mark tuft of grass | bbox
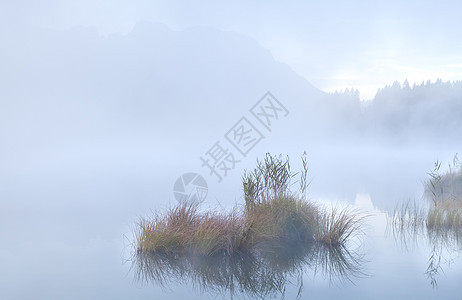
[423,155,462,231]
[136,196,321,256]
[385,156,462,289]
[190,211,244,256]
[425,154,462,206]
[242,153,295,209]
[135,154,365,256]
[426,199,462,229]
[136,205,246,256]
[315,206,366,246]
[243,195,318,244]
[388,155,462,252]
[136,205,196,253]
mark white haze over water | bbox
[2,0,462,99]
[1,2,462,299]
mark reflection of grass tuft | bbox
[136,154,365,256]
[388,156,462,288]
[390,199,462,234]
[133,238,366,298]
[390,200,426,232]
[391,155,462,234]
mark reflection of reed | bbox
[387,200,427,251]
[425,226,462,289]
[426,244,443,289]
[132,155,368,297]
[313,244,366,286]
[132,240,366,299]
[387,203,462,288]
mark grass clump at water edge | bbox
[135,153,365,256]
[389,154,462,237]
[425,154,462,230]
[136,205,244,256]
[315,206,366,246]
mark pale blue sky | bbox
[2,0,461,99]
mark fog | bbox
[3,0,462,99]
[1,15,461,300]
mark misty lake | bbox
[2,5,462,299]
[1,144,461,300]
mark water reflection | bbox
[388,211,462,288]
[426,227,462,288]
[132,240,366,299]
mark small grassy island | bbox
[425,155,462,229]
[135,154,365,256]
[388,155,462,288]
[391,154,462,233]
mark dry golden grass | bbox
[135,154,365,256]
[136,196,364,255]
[243,195,318,243]
[389,156,462,248]
[423,155,462,231]
[427,199,462,229]
[136,205,247,256]
[315,206,366,246]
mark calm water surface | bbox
[1,146,461,299]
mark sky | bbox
[2,0,462,99]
